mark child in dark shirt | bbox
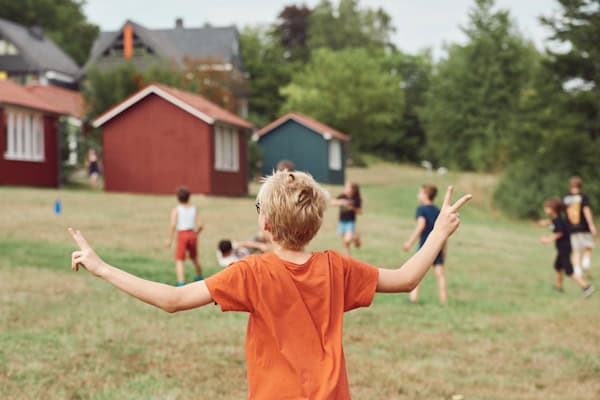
[332,182,362,256]
[403,184,448,304]
[540,198,594,297]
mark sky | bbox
[83,0,558,58]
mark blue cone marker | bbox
[54,199,61,215]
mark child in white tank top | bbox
[166,186,204,286]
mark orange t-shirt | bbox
[205,250,379,400]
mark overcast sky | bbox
[83,0,558,57]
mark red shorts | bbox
[175,230,197,261]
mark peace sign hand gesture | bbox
[69,228,106,277]
[433,186,472,238]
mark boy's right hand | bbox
[432,187,472,238]
[402,241,411,252]
[69,228,106,277]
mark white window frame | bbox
[4,107,45,162]
[214,124,239,172]
[329,138,342,171]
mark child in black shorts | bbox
[540,198,594,297]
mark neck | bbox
[272,242,312,264]
[422,200,433,205]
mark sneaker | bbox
[176,281,186,287]
[583,285,595,298]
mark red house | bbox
[0,80,64,187]
[92,83,253,195]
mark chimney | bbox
[175,18,183,29]
[123,23,133,59]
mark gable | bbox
[0,18,80,77]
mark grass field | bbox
[1,163,599,399]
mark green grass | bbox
[1,163,599,399]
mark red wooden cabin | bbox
[0,80,64,187]
[92,83,253,195]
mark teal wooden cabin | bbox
[253,113,350,184]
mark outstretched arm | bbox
[403,217,426,251]
[377,187,471,293]
[69,228,213,313]
[540,232,562,244]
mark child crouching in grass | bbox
[540,198,594,298]
[68,170,471,399]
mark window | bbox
[0,39,18,55]
[4,108,44,162]
[214,125,239,172]
[329,139,342,171]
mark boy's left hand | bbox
[432,187,472,238]
[69,228,106,277]
[402,241,411,252]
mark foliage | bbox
[182,57,247,114]
[541,0,600,140]
[0,0,99,65]
[240,27,298,127]
[495,131,600,218]
[420,0,538,171]
[273,5,312,62]
[280,48,404,152]
[307,0,395,51]
[496,0,600,218]
[82,63,180,121]
[381,51,433,161]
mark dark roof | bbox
[92,83,253,129]
[0,80,65,114]
[254,113,350,142]
[87,20,242,71]
[0,18,80,77]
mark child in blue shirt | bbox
[403,184,447,304]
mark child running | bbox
[69,171,471,399]
[332,181,362,256]
[540,198,594,297]
[165,186,203,286]
[563,176,597,279]
[403,184,447,304]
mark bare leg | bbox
[555,270,563,290]
[343,231,353,256]
[353,231,361,248]
[582,248,593,278]
[175,260,185,283]
[572,249,583,277]
[191,258,203,277]
[409,284,420,303]
[571,273,589,289]
[433,265,447,305]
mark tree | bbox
[307,0,395,51]
[541,0,600,139]
[419,0,538,171]
[274,5,312,62]
[0,0,99,65]
[280,48,404,152]
[240,27,297,127]
[382,50,432,161]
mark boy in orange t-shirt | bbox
[68,170,471,399]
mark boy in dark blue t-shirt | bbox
[403,184,448,304]
[540,198,594,297]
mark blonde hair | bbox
[257,170,329,250]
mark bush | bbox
[494,133,600,219]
